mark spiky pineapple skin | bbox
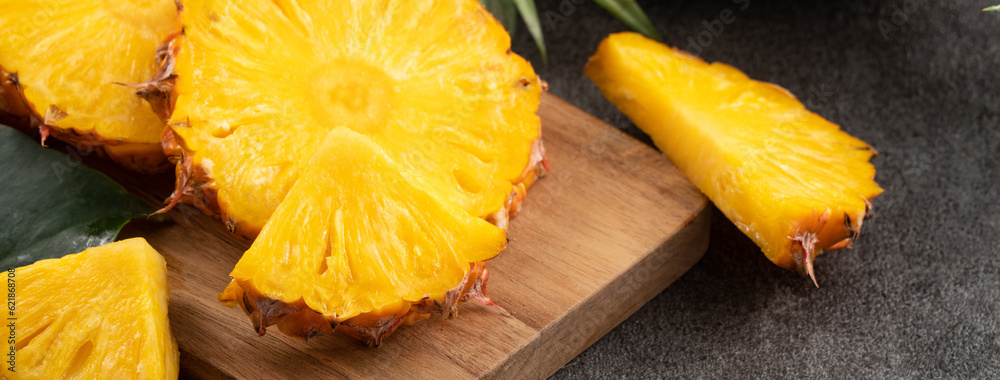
[217,127,510,345]
[0,65,169,172]
[148,1,548,239]
[0,68,33,128]
[219,262,496,346]
[147,0,546,345]
[0,0,179,174]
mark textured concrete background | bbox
[505,0,1000,378]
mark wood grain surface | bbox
[98,93,710,379]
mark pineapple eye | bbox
[15,319,53,351]
[63,341,95,379]
[453,168,484,194]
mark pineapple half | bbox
[4,238,178,379]
[0,0,178,173]
[219,127,507,345]
[585,33,882,283]
[154,0,546,237]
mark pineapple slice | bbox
[157,0,545,237]
[585,33,882,283]
[218,127,506,345]
[4,238,178,379]
[0,0,178,173]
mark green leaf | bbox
[481,0,518,35]
[985,5,1000,11]
[0,126,151,271]
[593,0,662,41]
[481,0,658,64]
[512,0,547,66]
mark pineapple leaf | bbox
[0,126,151,271]
[512,0,548,65]
[480,0,518,35]
[592,0,662,41]
[985,5,1000,11]
[480,0,658,65]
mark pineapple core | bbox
[164,0,543,237]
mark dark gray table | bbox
[506,0,1000,378]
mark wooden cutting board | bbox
[99,93,709,379]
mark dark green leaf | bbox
[512,0,547,66]
[481,0,518,35]
[0,126,151,271]
[593,0,662,41]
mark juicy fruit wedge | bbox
[5,238,178,379]
[0,0,178,173]
[585,32,882,283]
[219,128,507,345]
[159,0,544,237]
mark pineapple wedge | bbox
[4,238,178,379]
[219,127,506,346]
[155,0,545,237]
[585,32,882,283]
[0,0,178,173]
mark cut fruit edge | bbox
[157,127,548,238]
[9,238,179,379]
[146,8,548,343]
[199,134,543,342]
[215,127,521,345]
[148,30,550,238]
[0,55,172,174]
[219,261,502,346]
[584,33,882,285]
[0,0,184,174]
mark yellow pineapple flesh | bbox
[218,127,507,345]
[158,0,545,237]
[4,238,178,379]
[0,0,178,173]
[585,32,882,283]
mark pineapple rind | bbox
[154,0,544,237]
[218,128,507,345]
[0,68,33,128]
[149,0,544,345]
[220,262,494,346]
[585,32,882,279]
[0,1,178,173]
